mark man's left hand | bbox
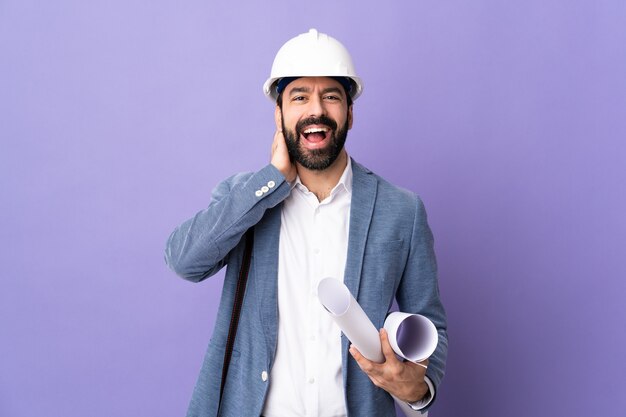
[349,328,429,403]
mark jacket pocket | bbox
[361,239,406,325]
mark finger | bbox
[349,345,376,373]
[271,130,283,155]
[379,328,399,363]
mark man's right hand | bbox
[271,129,297,183]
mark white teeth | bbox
[303,127,328,134]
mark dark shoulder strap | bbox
[217,228,254,415]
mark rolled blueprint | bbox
[317,277,438,416]
[384,312,438,363]
[317,277,385,362]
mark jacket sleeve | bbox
[396,196,448,396]
[164,164,290,282]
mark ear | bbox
[347,105,353,130]
[274,105,283,131]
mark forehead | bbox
[285,76,345,94]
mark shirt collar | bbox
[292,155,353,198]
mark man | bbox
[165,29,447,417]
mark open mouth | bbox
[301,126,330,144]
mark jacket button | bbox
[255,190,263,197]
[261,371,268,382]
[267,180,276,188]
[261,186,269,193]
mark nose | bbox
[307,94,326,117]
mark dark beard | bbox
[281,114,349,171]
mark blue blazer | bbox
[166,160,448,417]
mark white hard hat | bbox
[263,28,364,102]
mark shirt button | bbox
[267,180,276,188]
[261,371,268,382]
[261,186,269,193]
[313,248,320,254]
[309,335,316,341]
[308,378,315,384]
[255,190,263,197]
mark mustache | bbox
[295,115,338,134]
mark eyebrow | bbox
[288,86,345,97]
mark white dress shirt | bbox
[262,159,353,417]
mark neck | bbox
[297,150,348,202]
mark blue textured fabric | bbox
[165,160,448,417]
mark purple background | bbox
[2,1,625,416]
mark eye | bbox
[324,95,340,101]
[291,95,306,102]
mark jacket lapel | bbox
[343,159,377,300]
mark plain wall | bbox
[1,1,625,416]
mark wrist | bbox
[270,162,295,183]
[406,375,435,411]
[407,380,429,403]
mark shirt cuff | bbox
[407,375,435,411]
